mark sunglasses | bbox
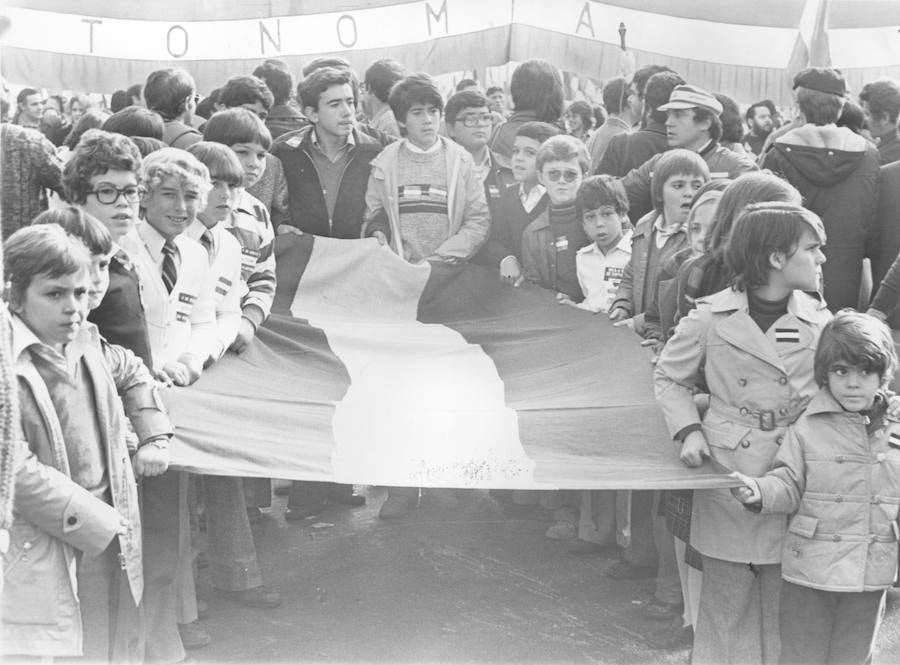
[544,169,580,183]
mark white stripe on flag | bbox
[290,237,539,488]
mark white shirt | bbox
[575,229,633,313]
[519,183,546,214]
[187,220,245,361]
[121,222,217,367]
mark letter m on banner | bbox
[426,0,448,36]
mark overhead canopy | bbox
[2,0,899,105]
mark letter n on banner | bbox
[260,19,281,54]
[426,0,448,36]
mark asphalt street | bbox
[192,486,900,665]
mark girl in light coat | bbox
[654,203,831,665]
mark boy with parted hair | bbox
[3,223,172,662]
[274,66,384,240]
[121,147,218,660]
[145,68,202,150]
[62,129,154,368]
[363,73,490,518]
[364,73,490,266]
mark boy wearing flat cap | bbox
[761,67,880,312]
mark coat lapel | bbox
[716,309,787,372]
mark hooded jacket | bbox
[761,124,880,311]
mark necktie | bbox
[199,230,214,263]
[161,240,178,294]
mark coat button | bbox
[835,496,843,503]
[832,535,842,542]
[876,453,886,462]
[22,541,32,551]
[740,407,749,415]
[776,436,784,445]
[738,379,747,386]
[67,516,77,526]
[872,496,880,504]
[741,440,751,448]
[778,377,787,385]
[779,408,788,416]
[836,456,844,463]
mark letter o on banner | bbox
[167,24,189,58]
[336,15,357,48]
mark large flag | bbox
[164,234,734,491]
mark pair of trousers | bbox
[205,475,263,591]
[778,581,885,665]
[622,490,657,567]
[140,470,192,664]
[692,556,781,665]
[74,542,142,664]
[673,537,702,628]
[577,490,619,545]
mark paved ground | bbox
[193,486,900,665]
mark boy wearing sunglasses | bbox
[62,129,155,368]
[521,134,591,299]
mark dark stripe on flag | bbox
[398,202,449,215]
[774,327,800,343]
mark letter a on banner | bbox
[576,2,595,38]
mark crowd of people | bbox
[1,53,900,665]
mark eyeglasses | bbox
[544,169,580,183]
[87,185,143,204]
[457,113,493,127]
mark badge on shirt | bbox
[888,431,900,449]
[604,267,624,282]
[774,327,800,343]
[178,292,197,305]
[554,236,569,252]
[175,311,190,322]
[488,185,501,199]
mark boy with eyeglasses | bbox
[445,90,505,225]
[520,135,591,299]
[62,129,154,368]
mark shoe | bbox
[425,489,459,509]
[605,561,656,580]
[246,507,264,524]
[178,621,211,650]
[328,486,366,507]
[645,618,694,650]
[284,497,328,522]
[216,585,282,609]
[196,598,210,621]
[545,520,577,540]
[568,540,622,557]
[642,598,684,621]
[378,494,415,519]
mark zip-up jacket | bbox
[272,125,383,239]
[362,137,490,263]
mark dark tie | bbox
[161,240,178,294]
[199,230,214,263]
